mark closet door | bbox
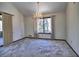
[2,13,13,45]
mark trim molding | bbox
[12,37,27,44]
[0,37,27,47]
[65,40,79,57]
[24,37,66,41]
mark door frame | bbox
[0,11,13,46]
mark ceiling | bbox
[12,2,67,17]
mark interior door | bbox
[2,13,13,45]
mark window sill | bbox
[37,33,51,34]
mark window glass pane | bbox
[37,19,43,33]
[37,17,52,33]
[44,18,51,33]
[44,19,48,33]
[48,18,52,33]
[0,21,2,31]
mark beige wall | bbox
[66,2,79,55]
[24,17,34,37]
[0,2,25,41]
[24,11,66,39]
[53,12,66,39]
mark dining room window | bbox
[0,15,2,31]
[37,17,52,33]
[0,21,2,31]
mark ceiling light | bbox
[33,2,43,18]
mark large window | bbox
[37,17,52,33]
[0,21,2,31]
[0,15,2,31]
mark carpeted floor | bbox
[0,37,3,46]
[0,38,77,57]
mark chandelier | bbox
[33,2,43,18]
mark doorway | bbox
[0,14,3,46]
[0,12,13,46]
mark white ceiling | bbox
[12,2,67,17]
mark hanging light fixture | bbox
[33,2,43,18]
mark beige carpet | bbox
[0,38,77,57]
[0,37,3,46]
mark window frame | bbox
[37,17,52,34]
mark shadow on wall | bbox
[0,31,3,37]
